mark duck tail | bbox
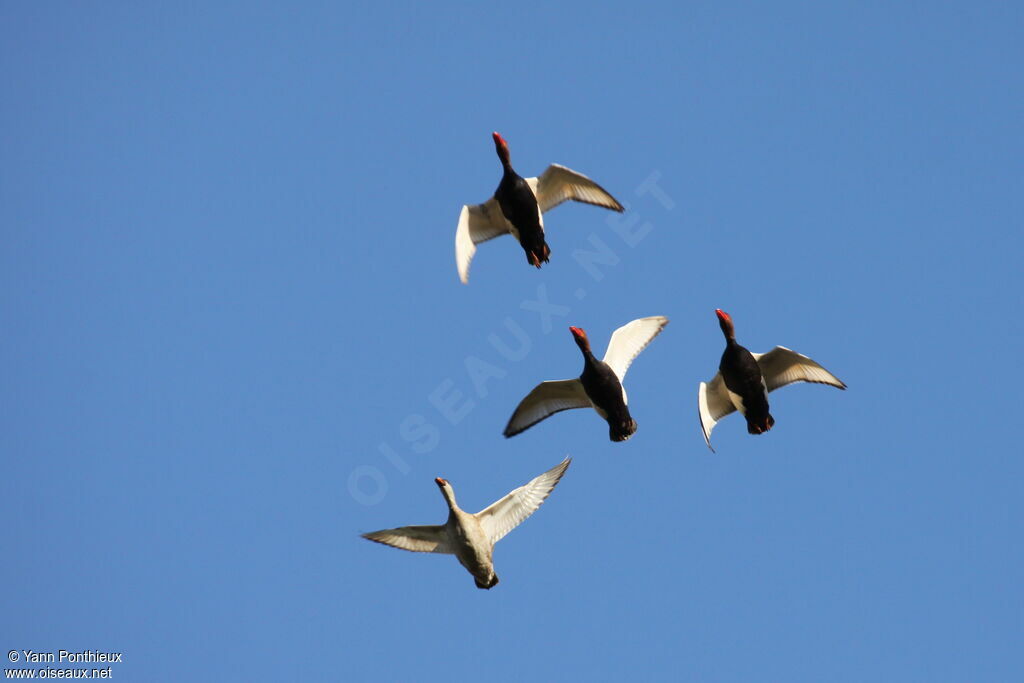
[747,414,775,435]
[527,243,551,268]
[474,574,499,590]
[610,418,638,442]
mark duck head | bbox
[715,309,736,340]
[569,326,591,353]
[435,477,457,508]
[492,131,511,166]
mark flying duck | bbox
[698,309,846,451]
[362,457,571,589]
[505,317,668,442]
[455,132,624,283]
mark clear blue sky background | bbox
[2,2,1021,681]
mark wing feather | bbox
[455,199,508,284]
[361,525,453,554]
[532,164,625,214]
[697,374,736,452]
[602,316,669,381]
[754,347,847,392]
[476,458,571,545]
[503,379,590,437]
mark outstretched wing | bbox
[361,525,453,554]
[530,164,625,214]
[503,379,591,437]
[476,457,571,545]
[754,346,847,393]
[602,316,669,382]
[697,374,737,452]
[455,199,509,284]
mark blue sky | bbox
[2,2,1021,681]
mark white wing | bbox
[753,347,847,393]
[697,374,737,452]
[362,525,453,554]
[503,379,590,437]
[476,457,571,545]
[602,316,669,382]
[530,164,625,214]
[455,199,509,284]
